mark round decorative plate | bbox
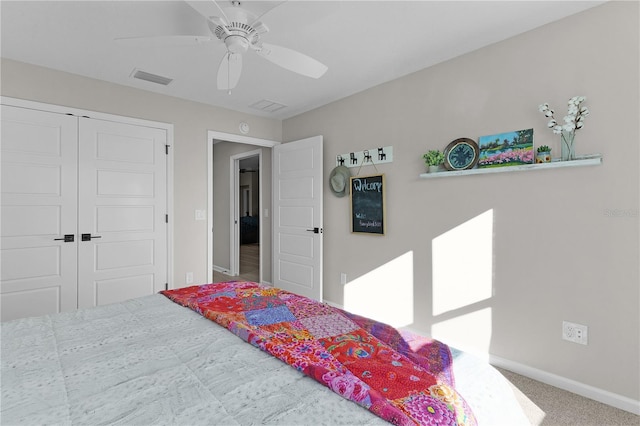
[443,138,479,171]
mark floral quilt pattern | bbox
[162,281,476,426]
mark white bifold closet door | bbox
[1,105,168,321]
[77,117,167,308]
[1,106,79,320]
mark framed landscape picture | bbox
[478,128,534,168]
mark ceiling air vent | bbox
[249,99,287,113]
[131,69,173,86]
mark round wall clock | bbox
[443,138,480,171]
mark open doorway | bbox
[235,154,260,282]
[207,130,279,285]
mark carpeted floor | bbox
[496,367,639,425]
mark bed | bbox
[1,281,529,425]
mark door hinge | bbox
[165,214,168,223]
[165,144,170,155]
[165,283,169,291]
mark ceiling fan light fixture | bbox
[225,35,249,53]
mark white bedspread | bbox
[1,294,529,425]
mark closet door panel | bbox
[0,105,78,321]
[77,118,167,308]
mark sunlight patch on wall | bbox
[431,308,493,359]
[344,251,414,328]
[432,209,494,316]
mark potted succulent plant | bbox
[423,150,445,173]
[536,145,552,163]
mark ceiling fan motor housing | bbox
[210,20,261,53]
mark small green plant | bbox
[537,145,551,153]
[423,150,445,166]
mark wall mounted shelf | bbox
[419,154,602,179]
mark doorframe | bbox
[1,96,175,290]
[230,149,262,277]
[207,130,279,284]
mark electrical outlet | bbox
[340,273,347,285]
[563,321,588,345]
[185,272,194,284]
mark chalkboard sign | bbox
[350,174,386,235]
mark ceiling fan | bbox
[116,0,328,91]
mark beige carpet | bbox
[496,367,639,425]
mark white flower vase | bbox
[428,165,440,173]
[561,130,576,161]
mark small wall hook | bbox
[378,147,386,161]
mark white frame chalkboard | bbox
[350,174,386,235]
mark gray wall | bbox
[0,58,282,288]
[283,2,639,401]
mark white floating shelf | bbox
[419,154,602,179]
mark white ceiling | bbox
[1,1,605,120]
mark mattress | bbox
[1,292,529,425]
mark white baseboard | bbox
[323,299,342,308]
[212,265,233,275]
[490,354,640,415]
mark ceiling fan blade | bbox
[115,35,213,48]
[256,43,327,78]
[217,52,243,90]
[185,0,229,24]
[248,1,287,27]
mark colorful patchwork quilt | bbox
[162,281,476,426]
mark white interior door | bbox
[77,118,168,308]
[272,136,323,301]
[0,105,79,320]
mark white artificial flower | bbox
[539,96,588,134]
